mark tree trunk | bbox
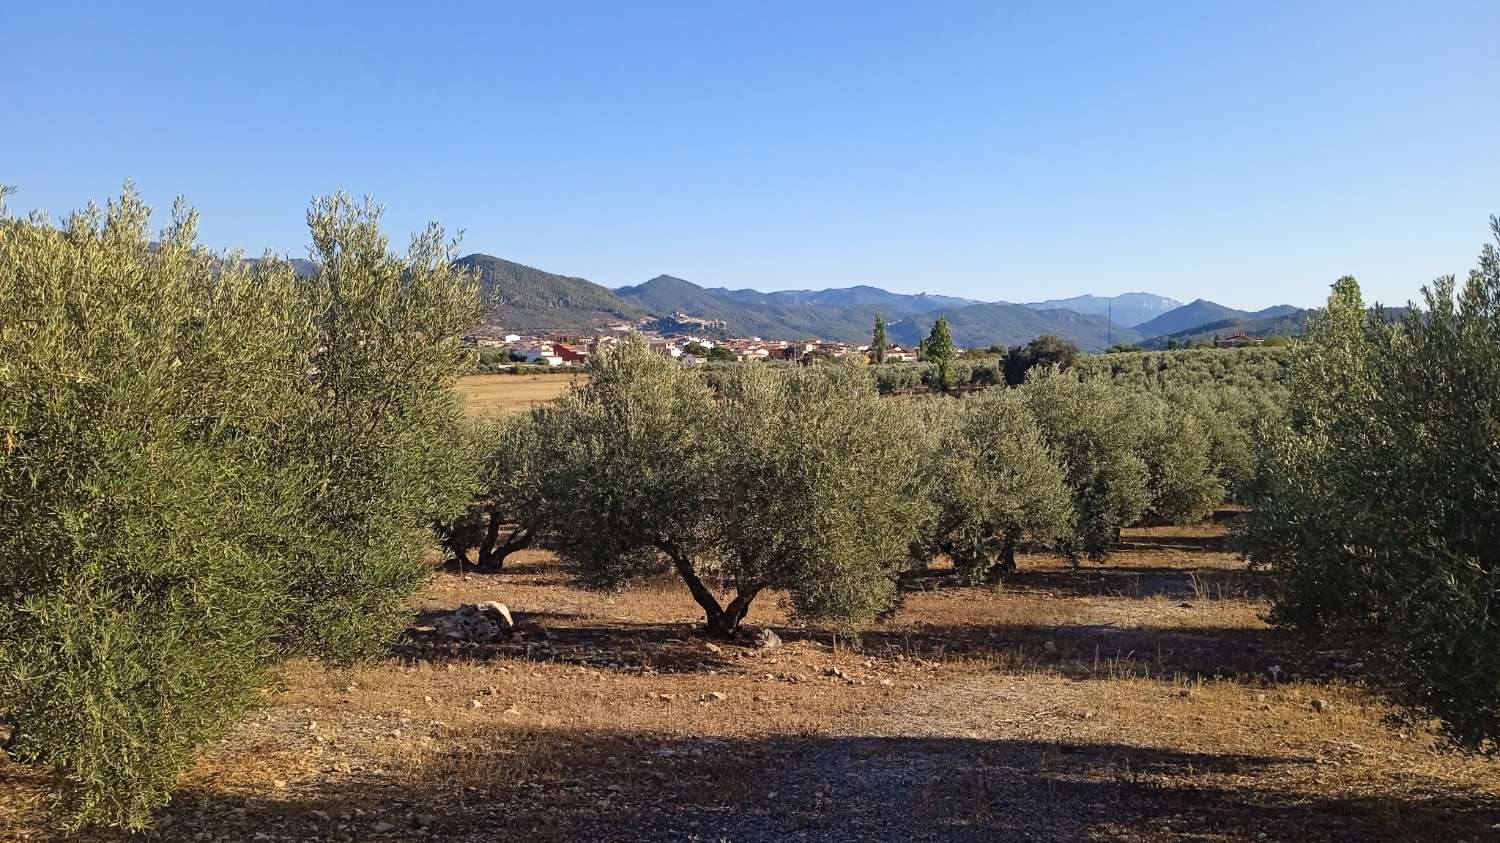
[435,523,473,568]
[998,532,1019,571]
[475,508,504,566]
[706,584,764,638]
[657,539,725,627]
[476,509,531,572]
[493,528,531,570]
[983,533,1020,583]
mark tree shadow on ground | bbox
[852,621,1305,683]
[117,728,1500,843]
[393,610,738,674]
[389,606,1340,686]
[1001,564,1273,601]
[903,562,1272,601]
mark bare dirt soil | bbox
[456,374,577,418]
[5,522,1500,842]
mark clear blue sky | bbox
[4,2,1497,309]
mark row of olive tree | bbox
[0,187,482,830]
[1239,218,1500,749]
[451,338,1233,631]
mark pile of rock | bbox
[435,601,514,643]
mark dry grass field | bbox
[456,374,578,417]
[5,520,1500,842]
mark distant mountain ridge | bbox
[614,275,1141,350]
[1025,293,1183,328]
[1133,299,1303,339]
[449,252,1302,351]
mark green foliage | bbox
[918,391,1074,583]
[872,314,888,363]
[1072,346,1293,398]
[1020,374,1152,559]
[706,345,737,362]
[537,334,717,592]
[1003,334,1080,386]
[1129,392,1224,524]
[920,315,955,363]
[1240,225,1500,748]
[0,187,480,829]
[712,364,932,628]
[438,412,546,570]
[541,341,929,635]
[920,316,956,389]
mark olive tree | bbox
[709,363,931,632]
[0,186,480,829]
[1020,372,1151,559]
[1241,222,1500,747]
[438,411,548,571]
[1129,390,1224,525]
[542,345,930,636]
[917,390,1074,582]
[537,335,724,609]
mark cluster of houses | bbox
[465,324,922,368]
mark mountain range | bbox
[447,253,1301,351]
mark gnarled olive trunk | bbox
[656,538,763,638]
[476,508,531,572]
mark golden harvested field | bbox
[5,519,1499,841]
[457,374,578,417]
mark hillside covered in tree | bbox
[455,254,645,334]
[1133,299,1302,338]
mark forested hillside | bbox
[455,254,645,333]
[1134,299,1303,338]
[889,303,1144,351]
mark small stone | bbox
[308,810,330,822]
[469,699,483,709]
[273,779,288,789]
[656,693,676,701]
[707,691,727,702]
[703,642,724,655]
[1312,698,1331,713]
[1042,641,1057,653]
[373,821,394,833]
[417,813,438,827]
[879,678,893,686]
[752,628,782,650]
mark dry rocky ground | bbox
[5,521,1500,842]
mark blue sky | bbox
[4,2,1497,309]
